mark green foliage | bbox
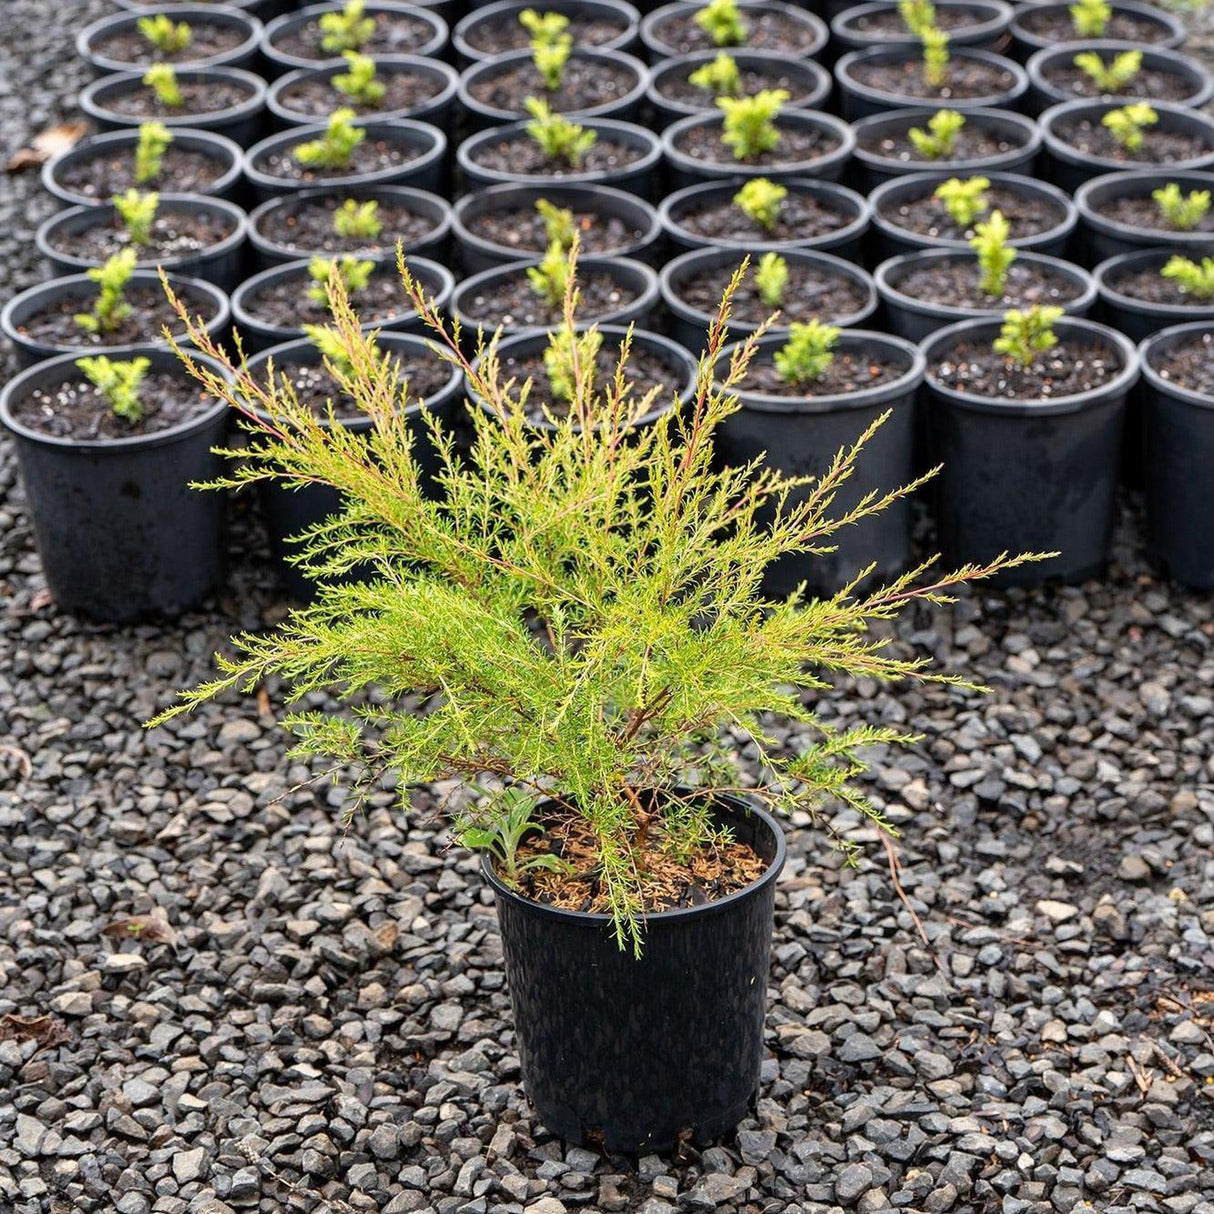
[137,14,192,54]
[921,26,950,89]
[536,198,577,250]
[74,248,138,335]
[333,198,382,240]
[1153,182,1212,230]
[333,51,386,106]
[531,30,573,89]
[1073,49,1141,92]
[319,0,376,53]
[993,305,1063,367]
[113,188,158,247]
[934,176,989,228]
[1101,102,1158,153]
[688,51,742,97]
[307,255,374,305]
[143,63,183,107]
[899,0,936,35]
[457,788,571,887]
[733,177,786,230]
[774,318,839,384]
[519,9,570,44]
[302,321,355,377]
[1161,254,1214,299]
[908,109,964,158]
[694,0,748,45]
[1070,0,1111,35]
[543,324,603,402]
[76,354,150,423]
[718,88,787,161]
[134,121,172,185]
[294,108,366,171]
[527,240,573,307]
[524,97,597,165]
[754,251,788,307]
[970,210,1015,297]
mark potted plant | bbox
[149,251,1032,1151]
[453,0,641,65]
[830,0,1014,61]
[1010,0,1185,63]
[1075,169,1214,262]
[639,0,827,60]
[78,5,264,74]
[0,347,231,621]
[1095,249,1214,342]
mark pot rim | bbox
[1094,245,1214,319]
[77,4,264,73]
[640,0,828,60]
[1026,39,1214,109]
[851,105,1041,171]
[1075,169,1214,244]
[80,65,267,130]
[832,0,1013,44]
[835,45,1029,110]
[261,1,448,71]
[1039,98,1214,174]
[1138,319,1214,410]
[452,0,641,63]
[1010,0,1185,52]
[646,47,831,99]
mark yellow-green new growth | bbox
[1153,183,1211,231]
[921,26,950,90]
[994,305,1063,367]
[333,51,386,106]
[76,354,150,423]
[527,240,574,307]
[74,248,138,335]
[734,177,786,230]
[908,109,965,159]
[899,0,936,36]
[307,255,374,305]
[1070,0,1111,36]
[754,252,789,307]
[536,198,578,250]
[134,121,172,184]
[543,325,603,402]
[333,198,382,240]
[302,321,356,377]
[1101,102,1158,153]
[524,97,597,165]
[113,188,159,248]
[1161,255,1214,299]
[694,0,748,46]
[532,30,573,90]
[294,108,366,170]
[319,0,376,53]
[775,319,840,385]
[935,176,989,228]
[718,88,787,161]
[688,51,742,97]
[144,63,184,107]
[971,210,1015,297]
[1073,49,1141,93]
[519,9,570,45]
[137,14,192,54]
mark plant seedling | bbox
[143,63,184,108]
[774,319,840,385]
[754,251,789,307]
[1101,102,1158,153]
[1153,183,1211,231]
[524,97,597,165]
[134,121,172,185]
[519,9,570,46]
[694,0,748,47]
[74,248,138,335]
[295,108,366,171]
[532,30,573,90]
[688,51,742,97]
[993,305,1062,367]
[921,26,950,90]
[307,255,375,305]
[899,0,936,36]
[536,198,577,250]
[1161,255,1214,299]
[528,240,573,307]
[319,0,376,54]
[457,789,572,886]
[718,89,787,161]
[333,198,382,239]
[908,109,964,158]
[1073,49,1141,93]
[971,210,1015,297]
[113,188,159,247]
[76,354,150,423]
[734,177,786,230]
[543,325,603,402]
[1070,0,1111,37]
[934,176,990,228]
[333,51,386,106]
[137,14,192,55]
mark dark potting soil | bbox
[261,356,451,420]
[275,69,445,120]
[1052,119,1209,166]
[847,57,1016,101]
[467,132,645,178]
[244,269,415,331]
[738,351,907,396]
[649,8,820,56]
[845,6,990,35]
[1042,63,1195,103]
[466,57,637,116]
[1150,329,1214,396]
[858,122,1020,166]
[459,270,641,328]
[467,206,646,257]
[672,122,840,168]
[253,135,418,184]
[46,209,234,265]
[256,197,439,257]
[881,186,1066,242]
[463,13,629,54]
[1017,7,1175,46]
[271,12,439,63]
[99,79,253,120]
[91,23,248,66]
[677,190,851,242]
[56,146,228,201]
[656,64,819,109]
[1106,267,1214,309]
[892,259,1084,310]
[676,263,870,324]
[931,339,1123,399]
[1093,194,1214,237]
[16,286,207,351]
[12,372,214,441]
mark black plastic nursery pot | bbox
[486,790,784,1154]
[452,183,660,274]
[78,5,264,74]
[0,346,231,622]
[1094,247,1214,344]
[638,0,828,63]
[1009,0,1185,63]
[1138,322,1214,588]
[79,66,268,148]
[1075,170,1214,263]
[830,0,1014,61]
[115,0,279,14]
[867,171,1076,262]
[922,316,1140,585]
[35,195,249,293]
[875,249,1097,343]
[1040,100,1214,196]
[452,0,641,66]
[42,127,244,210]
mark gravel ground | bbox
[3,5,1214,1214]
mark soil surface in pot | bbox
[846,6,992,36]
[466,205,646,257]
[1052,119,1209,166]
[47,208,234,264]
[253,134,420,184]
[99,78,253,120]
[461,270,641,328]
[859,121,1021,167]
[257,196,440,256]
[11,371,213,440]
[848,57,1016,101]
[272,11,438,62]
[1150,329,1214,395]
[673,122,840,169]
[931,340,1122,398]
[676,190,852,242]
[468,132,645,177]
[881,187,1065,242]
[16,285,208,351]
[650,8,819,56]
[56,145,229,201]
[1105,267,1214,308]
[1091,194,1214,236]
[737,349,906,395]
[92,23,249,66]
[277,70,446,119]
[657,64,818,109]
[244,268,415,330]
[676,262,869,324]
[892,259,1084,310]
[468,57,636,115]
[1041,61,1194,104]
[260,356,451,419]
[464,12,629,55]
[1017,8,1173,46]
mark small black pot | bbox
[248,185,452,269]
[660,246,878,353]
[716,329,924,594]
[452,183,660,274]
[645,51,831,128]
[266,55,459,130]
[875,249,1096,343]
[1040,100,1214,197]
[457,118,662,197]
[659,177,871,261]
[230,253,453,353]
[834,47,1028,122]
[116,0,278,15]
[1075,170,1214,263]
[36,195,249,293]
[867,171,1076,262]
[639,1,828,63]
[922,315,1140,584]
[41,127,244,210]
[79,66,268,148]
[487,790,784,1154]
[662,109,855,189]
[849,106,1041,193]
[1138,321,1214,588]
[78,4,264,75]
[0,346,231,622]
[242,119,447,203]
[1,271,231,370]
[1025,42,1214,118]
[1009,0,1185,63]
[1095,247,1214,344]
[830,0,1014,60]
[452,0,641,65]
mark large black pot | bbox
[1095,247,1214,344]
[830,0,1013,62]
[78,4,264,74]
[1009,0,1185,63]
[486,790,785,1154]
[452,0,641,65]
[922,315,1139,585]
[0,346,231,622]
[639,0,828,62]
[1075,170,1214,263]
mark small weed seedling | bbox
[774,319,840,386]
[1162,255,1214,299]
[333,198,382,240]
[532,29,573,90]
[528,240,573,307]
[689,51,742,97]
[754,252,789,307]
[718,89,787,161]
[694,0,748,47]
[536,198,577,250]
[307,255,374,305]
[295,108,366,171]
[734,177,786,230]
[137,14,192,55]
[76,354,150,423]
[1070,0,1111,36]
[74,248,138,335]
[113,189,158,247]
[908,109,964,158]
[144,63,184,108]
[457,789,571,886]
[971,210,1015,297]
[134,122,172,185]
[993,305,1063,367]
[1101,102,1158,153]
[922,26,950,90]
[319,0,376,54]
[333,52,386,106]
[519,9,570,46]
[525,97,597,165]
[1153,183,1211,231]
[1073,49,1141,93]
[935,176,990,228]
[543,325,603,402]
[899,0,936,36]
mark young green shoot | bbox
[899,0,936,36]
[970,210,1015,297]
[76,354,150,423]
[908,109,965,158]
[333,51,386,106]
[688,51,742,97]
[333,198,383,240]
[922,26,950,90]
[1069,0,1111,37]
[143,63,184,108]
[134,121,172,184]
[694,0,748,47]
[319,0,376,54]
[1153,183,1211,231]
[934,176,990,228]
[527,240,573,307]
[993,305,1063,368]
[543,324,603,402]
[524,97,597,165]
[307,255,374,305]
[733,177,786,230]
[1073,49,1141,93]
[1161,255,1214,299]
[294,108,366,171]
[137,14,192,55]
[717,88,787,161]
[1101,102,1158,153]
[113,188,159,248]
[532,29,573,90]
[536,198,578,250]
[73,248,138,335]
[457,789,572,887]
[774,319,840,385]
[754,251,789,307]
[519,8,570,46]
